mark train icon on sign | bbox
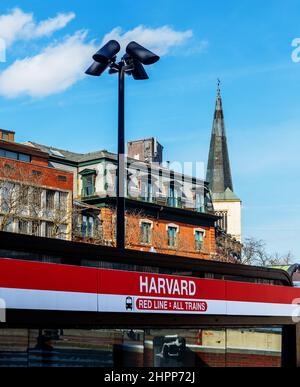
[126,297,133,311]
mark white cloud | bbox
[0,20,198,99]
[23,12,75,40]
[0,31,95,98]
[0,7,75,47]
[102,25,193,56]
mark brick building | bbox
[127,138,163,164]
[0,131,73,239]
[27,140,218,259]
[23,84,242,260]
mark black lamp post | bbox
[85,40,160,249]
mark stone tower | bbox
[206,82,242,241]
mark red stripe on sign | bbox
[227,281,300,305]
[1,259,300,306]
[0,259,98,294]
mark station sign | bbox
[98,270,226,315]
[0,259,300,318]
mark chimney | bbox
[0,129,15,142]
[127,138,163,164]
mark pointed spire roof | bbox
[206,81,237,200]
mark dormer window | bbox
[80,169,97,198]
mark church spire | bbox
[206,81,234,197]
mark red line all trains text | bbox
[136,298,207,312]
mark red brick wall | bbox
[31,155,49,167]
[0,158,73,192]
[100,207,216,259]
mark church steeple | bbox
[206,82,241,241]
[206,81,234,198]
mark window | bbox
[18,153,31,162]
[58,192,68,210]
[216,211,228,232]
[0,216,13,232]
[168,184,181,208]
[46,190,55,211]
[141,180,152,202]
[0,182,14,212]
[0,328,282,368]
[5,150,17,160]
[81,216,87,237]
[20,186,29,207]
[168,226,178,248]
[32,170,42,176]
[195,191,205,213]
[58,175,67,182]
[31,188,41,208]
[18,220,29,235]
[58,225,67,240]
[195,230,204,251]
[31,221,40,237]
[4,163,14,171]
[140,222,151,244]
[159,170,163,191]
[46,222,54,238]
[87,217,94,238]
[81,216,94,238]
[82,175,95,197]
[0,148,31,163]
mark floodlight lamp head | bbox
[93,40,121,64]
[131,60,149,80]
[85,61,108,77]
[122,53,148,80]
[126,41,160,65]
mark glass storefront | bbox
[0,327,282,367]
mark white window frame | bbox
[194,228,205,251]
[139,219,154,229]
[193,228,206,237]
[140,220,153,245]
[166,223,179,232]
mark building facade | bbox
[27,140,218,260]
[19,84,242,260]
[0,132,73,240]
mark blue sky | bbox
[0,0,300,258]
